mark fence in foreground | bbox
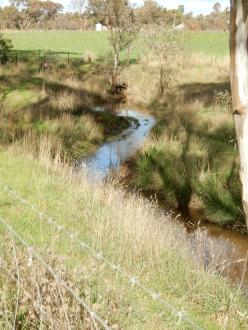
[0,181,204,329]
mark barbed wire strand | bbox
[2,183,203,330]
[0,256,50,323]
[0,216,112,330]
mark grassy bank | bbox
[0,59,130,160]
[120,54,246,229]
[0,29,243,228]
[0,148,248,329]
[0,28,248,329]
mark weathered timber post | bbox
[230,0,248,228]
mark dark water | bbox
[80,106,248,289]
[199,222,248,289]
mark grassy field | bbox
[2,30,229,58]
[0,30,243,227]
[3,30,111,57]
[185,32,229,57]
[0,148,248,329]
[1,30,248,328]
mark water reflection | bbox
[80,108,156,180]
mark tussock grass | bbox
[123,53,244,227]
[0,146,248,329]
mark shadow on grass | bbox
[0,59,130,159]
[148,133,193,218]
[178,81,231,106]
[133,81,244,226]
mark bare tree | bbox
[230,0,248,228]
[108,0,137,89]
[71,0,86,29]
[213,2,222,13]
[144,25,182,95]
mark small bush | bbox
[0,34,13,65]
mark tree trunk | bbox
[230,0,248,228]
[112,53,119,86]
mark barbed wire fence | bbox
[0,181,204,330]
[0,216,112,330]
[0,255,51,324]
[0,49,84,67]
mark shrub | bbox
[0,34,13,65]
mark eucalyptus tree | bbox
[230,0,248,227]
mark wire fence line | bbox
[0,216,112,330]
[0,255,50,322]
[1,182,204,330]
[1,49,83,66]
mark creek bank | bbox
[120,149,248,290]
[80,104,248,290]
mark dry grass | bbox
[0,50,248,328]
[0,142,248,329]
[0,61,127,160]
[187,54,230,69]
[0,242,96,330]
[121,53,229,108]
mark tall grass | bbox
[0,144,248,329]
[122,53,244,228]
[0,37,247,328]
[0,60,129,160]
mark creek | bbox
[79,105,248,291]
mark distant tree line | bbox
[0,0,229,31]
[184,2,230,31]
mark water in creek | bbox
[199,221,248,289]
[79,106,248,290]
[81,107,156,181]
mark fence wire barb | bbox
[0,256,48,321]
[2,183,204,330]
[0,216,112,330]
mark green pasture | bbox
[185,31,229,57]
[2,30,229,58]
[3,30,111,58]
